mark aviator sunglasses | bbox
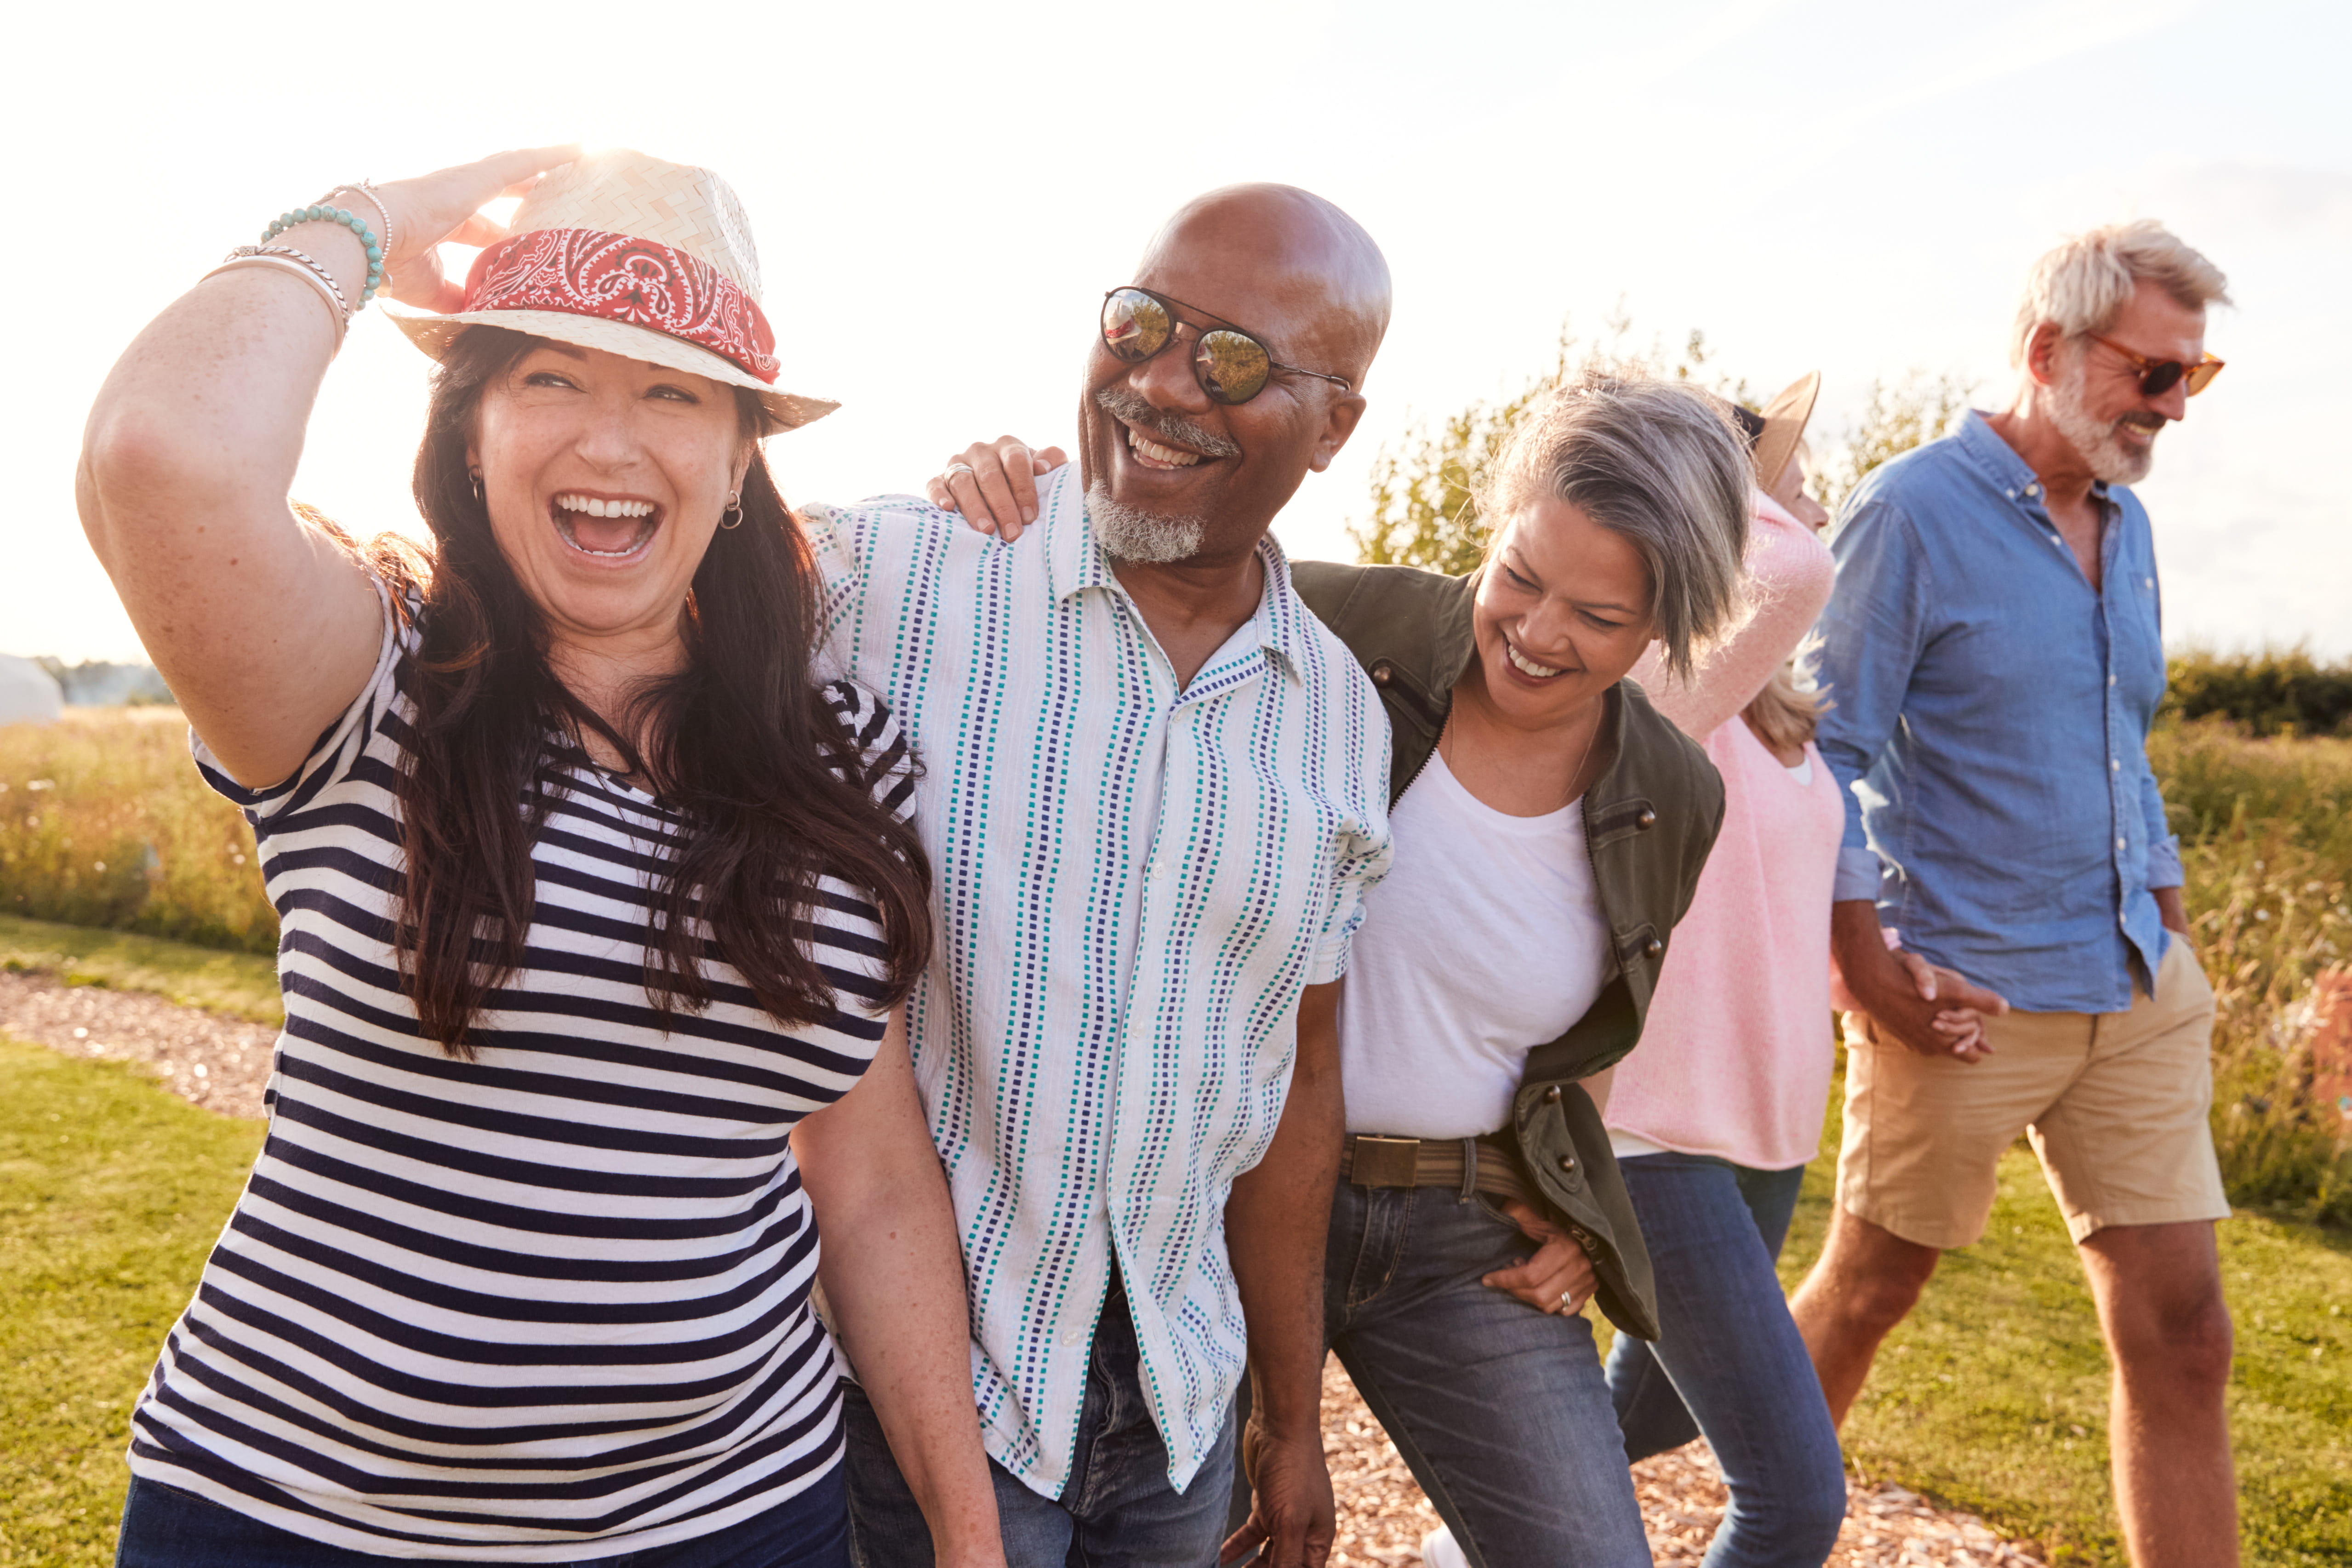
[2084,332,2226,399]
[1101,286,1353,405]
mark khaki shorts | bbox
[1837,939,2229,1250]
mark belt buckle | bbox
[1351,1135,1421,1187]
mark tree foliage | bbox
[1347,318,1748,573]
[1348,321,1972,568]
[1807,370,1973,514]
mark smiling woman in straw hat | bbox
[78,148,1003,1567]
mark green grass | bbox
[0,976,2347,1566]
[1583,1073,2352,1566]
[0,1038,263,1567]
[0,914,280,1025]
[1775,1071,2352,1567]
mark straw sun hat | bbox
[389,149,837,431]
[1746,371,1820,493]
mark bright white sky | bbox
[6,0,2344,663]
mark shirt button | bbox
[1370,661,1393,686]
[2111,759,2121,771]
[2025,483,2041,497]
[2108,674,2118,687]
[2116,837,2127,851]
[1635,808,1657,831]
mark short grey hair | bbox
[1477,364,1751,679]
[2010,220,2231,367]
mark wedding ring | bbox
[942,462,976,482]
[1558,1290,1578,1314]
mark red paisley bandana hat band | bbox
[388,150,837,432]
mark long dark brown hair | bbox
[379,325,930,1054]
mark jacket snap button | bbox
[1558,1155,1576,1173]
[1644,937,1663,959]
[1544,1086,1562,1104]
[1636,808,1658,830]
[1370,661,1393,685]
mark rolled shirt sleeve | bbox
[1809,496,1934,905]
[1308,732,1395,984]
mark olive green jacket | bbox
[1292,560,1725,1340]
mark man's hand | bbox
[1831,901,2009,1063]
[1221,1409,1337,1567]
[924,436,1067,541]
[2155,886,2190,935]
[1479,1197,1599,1315]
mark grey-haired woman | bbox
[938,365,1750,1566]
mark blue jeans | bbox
[841,1274,1235,1568]
[114,1466,850,1568]
[1323,1180,1650,1568]
[1605,1154,1848,1568]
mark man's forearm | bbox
[1831,899,1900,1001]
[1226,984,1344,1435]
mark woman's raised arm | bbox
[76,146,576,789]
[1627,492,1833,740]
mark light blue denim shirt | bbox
[1810,412,2182,1014]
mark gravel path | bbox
[5,968,2049,1566]
[2,969,276,1119]
[1321,1359,2047,1566]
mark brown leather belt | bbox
[1341,1133,1532,1204]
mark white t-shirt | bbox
[1340,750,1613,1139]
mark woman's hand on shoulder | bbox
[1480,1197,1599,1316]
[924,437,1067,542]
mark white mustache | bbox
[1096,387,1241,460]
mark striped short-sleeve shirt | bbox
[127,595,911,1559]
[806,464,1393,1497]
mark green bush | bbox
[0,713,274,955]
[2153,721,2352,1224]
[2165,647,2352,738]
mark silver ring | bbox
[942,462,976,483]
[1558,1290,1577,1314]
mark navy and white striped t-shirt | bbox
[130,598,912,1559]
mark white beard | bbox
[1087,479,1205,564]
[2045,349,2157,485]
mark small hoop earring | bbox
[469,471,484,503]
[718,491,744,530]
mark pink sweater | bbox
[1604,495,1844,1170]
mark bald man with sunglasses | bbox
[805,185,1395,1568]
[1792,221,2242,1568]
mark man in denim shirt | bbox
[1791,223,2239,1567]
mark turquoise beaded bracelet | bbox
[260,205,385,307]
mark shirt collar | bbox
[1954,409,2115,512]
[1049,467,1310,682]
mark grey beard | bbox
[2046,351,2157,485]
[1087,479,1206,564]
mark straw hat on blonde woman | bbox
[80,148,1004,1568]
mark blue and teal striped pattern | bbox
[806,465,1392,1497]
